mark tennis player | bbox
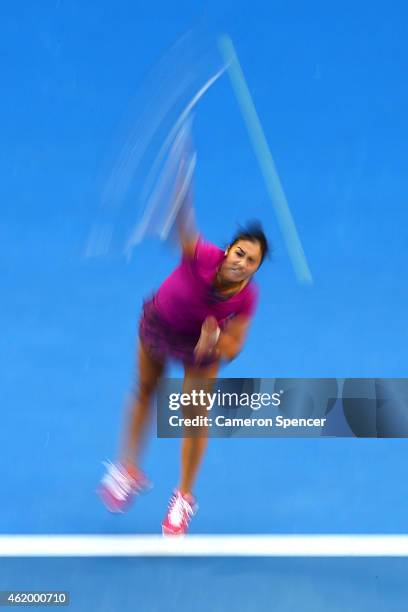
[99,192,269,535]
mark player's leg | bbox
[162,359,219,535]
[99,341,165,512]
[179,360,219,494]
[121,341,166,468]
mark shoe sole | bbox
[161,526,187,537]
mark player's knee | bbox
[134,378,158,403]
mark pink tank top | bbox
[154,237,258,334]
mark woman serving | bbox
[99,190,269,535]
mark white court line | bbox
[1,535,408,557]
[218,35,313,286]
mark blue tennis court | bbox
[2,0,408,609]
[1,557,408,611]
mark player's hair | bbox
[229,221,270,265]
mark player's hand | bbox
[194,316,220,362]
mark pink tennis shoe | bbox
[162,489,198,535]
[98,461,151,513]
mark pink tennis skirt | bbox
[139,297,218,366]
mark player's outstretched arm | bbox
[176,184,199,258]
